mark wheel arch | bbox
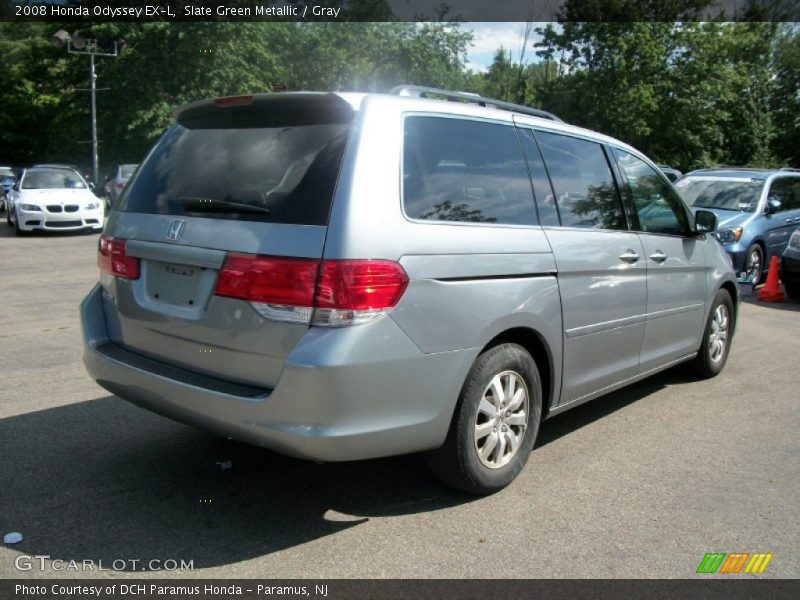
[482,327,556,418]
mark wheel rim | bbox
[745,248,762,281]
[708,304,729,364]
[473,370,529,469]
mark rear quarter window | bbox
[120,122,350,226]
[402,116,537,226]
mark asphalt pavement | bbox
[0,222,798,579]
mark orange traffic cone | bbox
[757,256,784,302]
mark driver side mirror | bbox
[694,210,716,235]
[765,197,782,215]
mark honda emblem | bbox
[166,219,186,241]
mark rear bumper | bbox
[81,284,477,461]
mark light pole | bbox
[51,30,121,185]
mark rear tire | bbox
[427,343,542,495]
[689,289,734,379]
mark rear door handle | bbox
[649,251,668,263]
[619,250,640,263]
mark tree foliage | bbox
[0,16,797,174]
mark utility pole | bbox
[51,31,119,185]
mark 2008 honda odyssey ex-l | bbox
[81,87,737,494]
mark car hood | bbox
[690,207,753,230]
[18,188,95,202]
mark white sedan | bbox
[6,167,104,235]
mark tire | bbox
[690,289,734,379]
[5,207,11,226]
[13,210,28,236]
[784,280,800,300]
[427,343,542,495]
[743,243,764,283]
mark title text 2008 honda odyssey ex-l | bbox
[81,87,737,494]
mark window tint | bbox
[614,149,689,236]
[402,117,537,225]
[535,131,626,230]
[121,122,350,225]
[768,177,800,211]
[517,128,559,226]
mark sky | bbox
[462,22,546,73]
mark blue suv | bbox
[676,168,800,281]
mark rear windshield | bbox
[120,122,350,225]
[120,164,138,178]
[676,177,764,212]
[22,169,86,189]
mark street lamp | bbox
[51,30,121,186]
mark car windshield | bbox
[120,164,138,178]
[0,168,14,178]
[22,169,86,190]
[675,177,763,212]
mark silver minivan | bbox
[81,87,738,494]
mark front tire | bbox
[784,280,800,300]
[13,210,29,236]
[428,343,542,495]
[690,289,734,379]
[744,243,764,283]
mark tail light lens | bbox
[98,236,140,280]
[215,254,319,324]
[214,254,408,327]
[116,182,124,189]
[313,260,409,326]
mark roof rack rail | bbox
[779,167,800,172]
[389,85,563,123]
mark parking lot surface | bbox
[0,224,798,579]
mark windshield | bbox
[120,164,138,178]
[0,168,14,178]
[121,122,351,225]
[675,177,763,212]
[22,169,86,190]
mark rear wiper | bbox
[179,196,271,215]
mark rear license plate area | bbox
[145,260,209,308]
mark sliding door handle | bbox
[619,250,640,263]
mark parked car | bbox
[6,166,104,235]
[675,168,800,282]
[0,166,16,210]
[657,164,682,182]
[80,88,737,494]
[108,163,139,204]
[781,227,800,299]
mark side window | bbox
[768,178,800,211]
[535,131,627,230]
[402,116,537,225]
[614,149,690,236]
[517,128,559,226]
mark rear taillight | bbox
[116,182,124,189]
[98,236,140,280]
[214,254,408,327]
[215,254,319,324]
[313,260,409,326]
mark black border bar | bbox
[4,0,800,22]
[3,579,800,600]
